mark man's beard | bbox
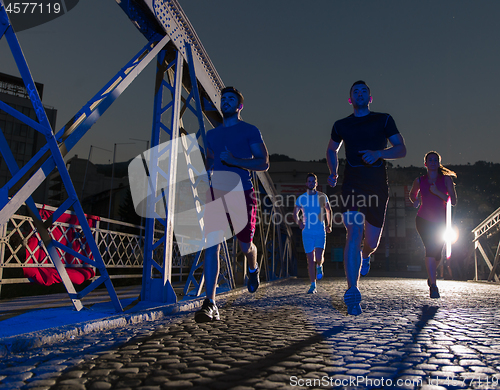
[222,109,239,119]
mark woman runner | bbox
[409,151,457,298]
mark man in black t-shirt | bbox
[326,80,406,315]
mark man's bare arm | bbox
[326,138,342,187]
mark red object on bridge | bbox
[24,206,99,286]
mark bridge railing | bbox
[472,206,500,282]
[0,203,196,297]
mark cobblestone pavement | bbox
[1,277,500,389]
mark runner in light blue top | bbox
[293,173,332,294]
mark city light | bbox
[443,197,458,259]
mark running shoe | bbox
[316,265,324,280]
[344,286,362,316]
[307,284,317,294]
[195,298,220,323]
[360,256,371,276]
[429,285,440,299]
[247,267,260,293]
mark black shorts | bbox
[340,165,389,228]
[416,216,445,261]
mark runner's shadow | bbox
[322,304,439,379]
[414,304,439,331]
[201,325,345,386]
[331,292,348,316]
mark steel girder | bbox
[0,2,172,311]
[118,0,298,299]
[0,0,298,311]
[139,43,236,302]
[0,3,130,311]
[472,206,500,282]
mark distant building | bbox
[0,72,57,204]
[46,156,129,221]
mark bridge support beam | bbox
[472,206,500,282]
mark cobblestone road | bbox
[1,277,500,389]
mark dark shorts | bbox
[341,186,389,228]
[416,216,445,261]
[204,187,257,244]
[340,166,389,228]
[235,188,257,243]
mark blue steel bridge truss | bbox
[0,0,297,311]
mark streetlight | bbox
[81,145,112,199]
[107,142,135,228]
[130,138,150,152]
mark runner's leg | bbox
[315,247,325,268]
[343,211,364,289]
[362,221,383,259]
[306,251,316,284]
[204,243,220,301]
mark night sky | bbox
[1,1,500,168]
